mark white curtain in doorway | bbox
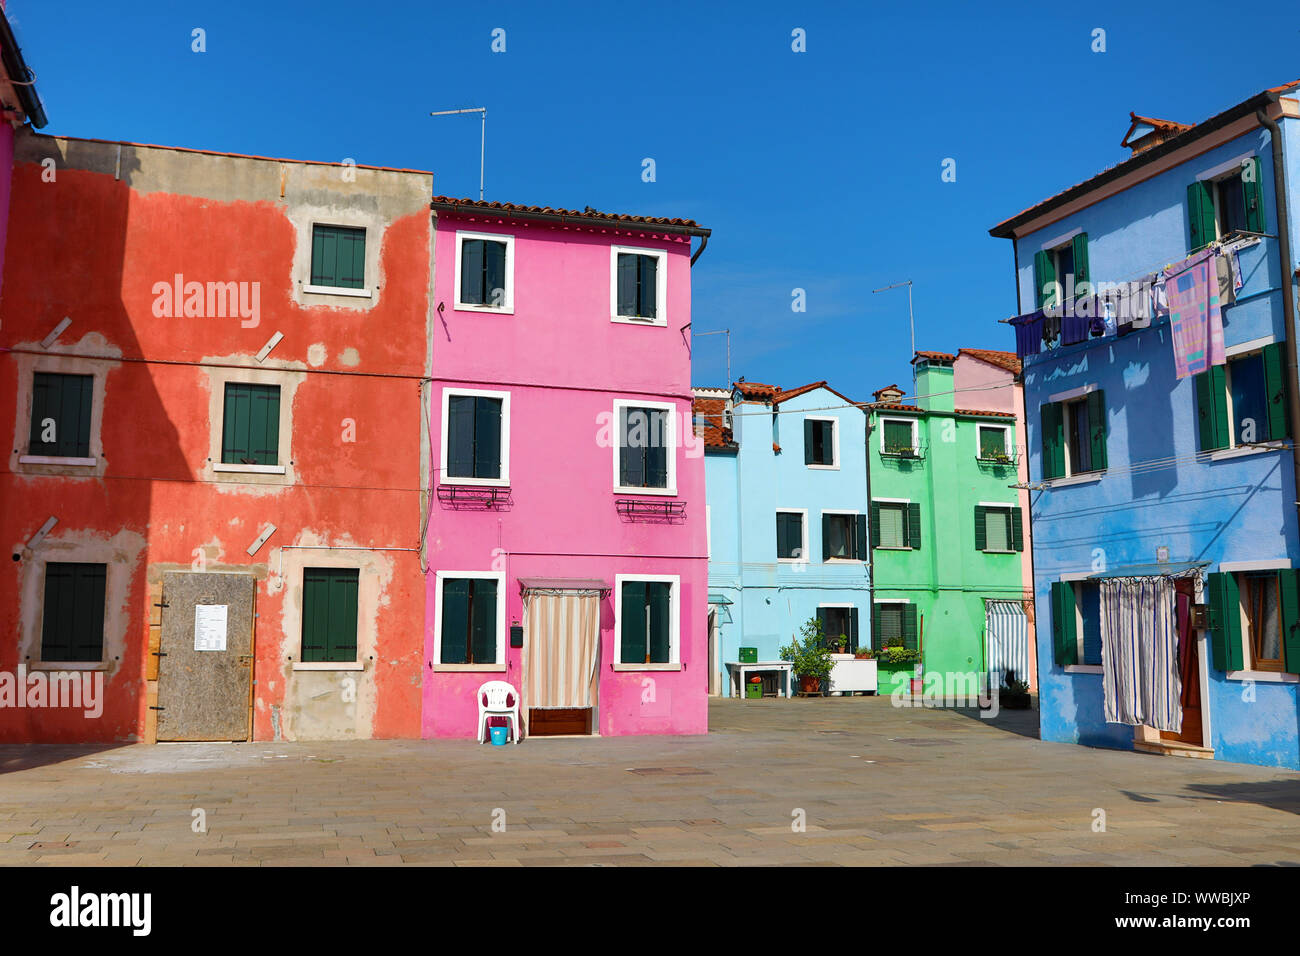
[985,600,1029,688]
[1099,577,1181,732]
[523,592,600,711]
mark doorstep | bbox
[1134,739,1215,760]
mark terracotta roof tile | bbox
[955,408,1016,419]
[733,381,781,401]
[958,348,1022,375]
[870,403,922,413]
[431,196,708,232]
[692,396,735,449]
[912,350,956,365]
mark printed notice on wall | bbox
[194,604,228,652]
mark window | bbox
[29,372,92,458]
[616,576,678,666]
[974,505,1023,553]
[880,417,917,458]
[221,383,280,466]
[611,246,666,324]
[805,417,838,467]
[1188,159,1265,249]
[822,512,866,561]
[1195,344,1288,451]
[818,606,860,653]
[1040,390,1107,480]
[1206,569,1298,674]
[977,425,1009,461]
[615,402,675,493]
[443,390,508,484]
[310,224,365,290]
[455,232,513,311]
[436,573,503,667]
[1050,580,1102,667]
[39,562,107,663]
[776,510,806,561]
[1034,234,1090,310]
[301,568,359,663]
[873,602,918,650]
[870,500,921,550]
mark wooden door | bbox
[1160,583,1203,745]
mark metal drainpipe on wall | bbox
[863,410,875,634]
[1256,101,1300,527]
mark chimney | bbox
[872,384,905,405]
[1121,112,1192,156]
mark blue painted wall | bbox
[1011,104,1300,770]
[704,385,871,691]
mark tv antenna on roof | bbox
[429,107,486,200]
[872,279,916,384]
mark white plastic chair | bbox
[476,680,521,744]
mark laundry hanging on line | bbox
[1165,248,1225,380]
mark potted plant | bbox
[779,617,835,695]
[884,441,916,458]
[997,670,1031,709]
[853,647,875,660]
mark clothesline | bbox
[1011,441,1293,488]
[723,379,1023,419]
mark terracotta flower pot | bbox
[800,675,821,694]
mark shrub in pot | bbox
[779,617,835,695]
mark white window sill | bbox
[611,314,666,327]
[824,557,865,564]
[292,661,364,672]
[28,661,109,671]
[213,463,287,475]
[18,455,97,466]
[614,486,678,497]
[806,463,840,471]
[1207,442,1286,462]
[981,549,1018,555]
[1064,664,1103,674]
[1226,670,1298,683]
[875,546,914,552]
[302,283,372,299]
[454,301,514,315]
[441,476,510,488]
[613,663,682,672]
[434,663,507,673]
[1045,472,1105,488]
[778,558,809,565]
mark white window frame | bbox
[612,399,677,496]
[820,508,864,563]
[440,387,511,487]
[612,573,681,671]
[432,570,508,673]
[453,230,515,314]
[303,221,374,298]
[775,507,809,564]
[878,416,918,457]
[610,245,668,326]
[975,423,1012,460]
[978,501,1017,554]
[872,497,913,551]
[805,415,840,469]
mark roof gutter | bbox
[0,10,46,129]
[1254,98,1300,529]
[430,198,711,241]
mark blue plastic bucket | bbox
[489,724,509,746]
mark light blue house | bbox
[695,381,871,696]
[990,82,1300,770]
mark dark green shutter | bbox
[1194,366,1230,451]
[1263,342,1288,440]
[1033,250,1054,309]
[1243,157,1266,235]
[1187,181,1216,251]
[647,582,671,662]
[447,395,475,477]
[821,512,833,561]
[1280,569,1300,675]
[30,373,93,458]
[620,581,647,663]
[871,606,881,646]
[1071,233,1090,294]
[484,241,506,306]
[1040,402,1065,480]
[869,501,881,549]
[473,397,502,479]
[816,606,830,646]
[440,579,471,664]
[302,568,358,663]
[804,419,815,464]
[906,502,921,551]
[1206,572,1244,671]
[854,514,867,561]
[460,238,485,303]
[40,562,106,662]
[1051,581,1078,666]
[312,225,365,289]
[617,254,637,316]
[637,255,657,317]
[901,604,918,650]
[1011,507,1024,552]
[645,409,668,487]
[222,383,279,466]
[470,579,497,665]
[1086,390,1107,470]
[974,505,987,552]
[849,607,860,653]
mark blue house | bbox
[990,82,1300,770]
[694,382,870,696]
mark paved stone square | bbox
[2,697,1298,866]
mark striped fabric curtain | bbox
[523,592,601,716]
[1099,577,1181,732]
[985,600,1029,688]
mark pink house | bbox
[423,198,712,738]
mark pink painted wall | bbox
[423,212,708,737]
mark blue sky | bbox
[10,0,1299,396]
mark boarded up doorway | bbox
[156,571,255,741]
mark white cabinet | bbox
[828,655,878,694]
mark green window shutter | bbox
[821,512,833,561]
[1280,569,1300,675]
[301,568,327,663]
[1086,390,1108,470]
[901,604,918,650]
[221,383,250,464]
[1263,342,1289,440]
[470,578,497,665]
[40,562,106,662]
[440,579,471,664]
[1011,507,1024,552]
[616,254,638,316]
[647,582,671,663]
[1033,250,1053,309]
[871,606,881,646]
[1051,581,1078,666]
[1187,181,1216,251]
[1194,367,1230,451]
[222,383,279,465]
[326,569,359,662]
[869,501,881,549]
[804,419,815,464]
[849,607,860,653]
[447,395,475,478]
[618,408,637,487]
[1206,572,1244,671]
[620,581,648,664]
[974,505,987,551]
[1243,157,1266,235]
[637,255,658,318]
[30,373,93,457]
[460,238,485,303]
[484,241,507,306]
[906,502,921,551]
[1071,233,1090,293]
[854,514,867,561]
[816,607,829,645]
[1040,402,1065,480]
[473,397,503,479]
[311,225,365,289]
[645,409,668,487]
